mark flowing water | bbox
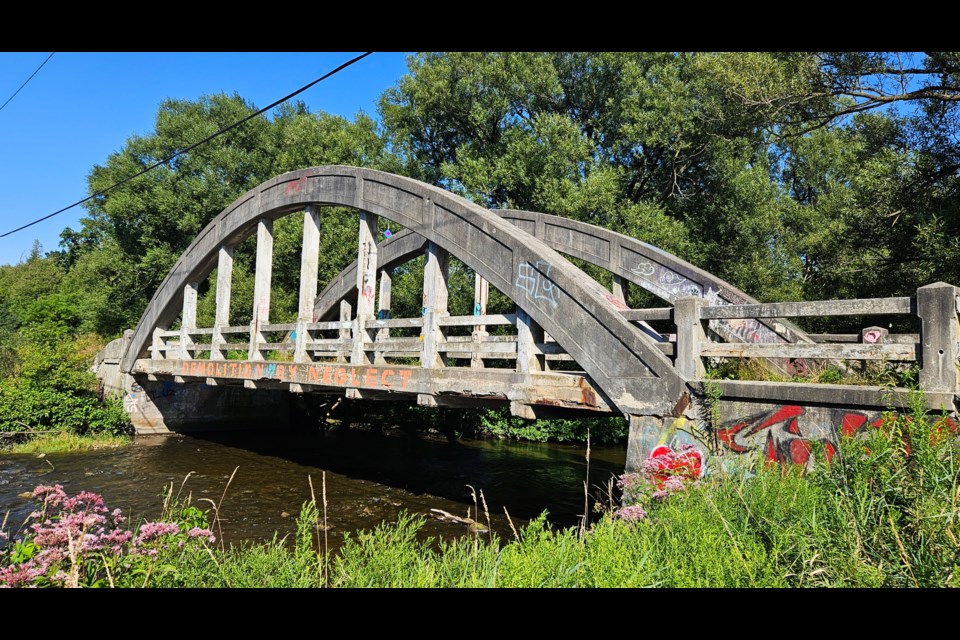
[0,426,626,550]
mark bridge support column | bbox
[516,308,545,375]
[248,218,274,367]
[338,301,352,363]
[294,206,322,367]
[179,281,199,360]
[675,296,707,380]
[210,245,233,362]
[918,282,960,395]
[512,308,546,417]
[375,269,392,364]
[421,241,449,369]
[352,211,379,365]
[471,274,489,369]
[612,274,628,306]
[291,206,322,393]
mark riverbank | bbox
[3,403,958,587]
[4,409,958,587]
[2,432,131,454]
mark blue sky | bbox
[0,52,410,266]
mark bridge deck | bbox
[133,358,613,413]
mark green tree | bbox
[696,51,960,299]
[61,94,396,336]
[380,52,801,302]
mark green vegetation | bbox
[3,398,958,587]
[4,432,130,454]
[706,357,922,388]
[0,246,132,450]
[469,408,626,444]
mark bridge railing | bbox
[671,282,960,396]
[147,310,584,373]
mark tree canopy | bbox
[2,51,958,355]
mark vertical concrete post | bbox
[516,308,545,374]
[151,326,166,360]
[352,211,379,365]
[675,296,707,380]
[180,281,198,360]
[612,274,628,306]
[918,282,960,394]
[375,269,392,364]
[421,241,449,369]
[248,218,273,361]
[337,300,352,363]
[295,206,321,364]
[861,325,889,376]
[210,245,233,361]
[471,274,490,369]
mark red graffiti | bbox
[646,444,704,488]
[168,360,414,391]
[865,414,958,456]
[715,406,958,467]
[717,404,880,468]
[605,293,630,311]
[285,175,309,194]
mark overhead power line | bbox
[0,51,374,239]
[0,52,55,115]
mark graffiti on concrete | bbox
[646,444,705,487]
[629,261,656,277]
[164,359,415,391]
[516,261,559,308]
[717,404,959,469]
[605,292,630,311]
[722,318,782,344]
[285,174,309,194]
[716,404,887,469]
[628,259,703,300]
[656,270,703,298]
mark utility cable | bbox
[1,51,373,238]
[0,52,55,115]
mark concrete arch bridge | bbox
[95,166,960,472]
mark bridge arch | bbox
[312,211,809,347]
[122,166,688,416]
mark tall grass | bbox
[4,393,959,587]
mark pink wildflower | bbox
[32,484,67,507]
[186,527,215,542]
[133,522,181,546]
[618,505,647,522]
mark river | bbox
[0,425,627,550]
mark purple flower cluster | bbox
[187,527,215,541]
[651,474,689,502]
[618,505,648,522]
[0,484,215,588]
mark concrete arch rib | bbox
[496,210,810,346]
[122,166,686,416]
